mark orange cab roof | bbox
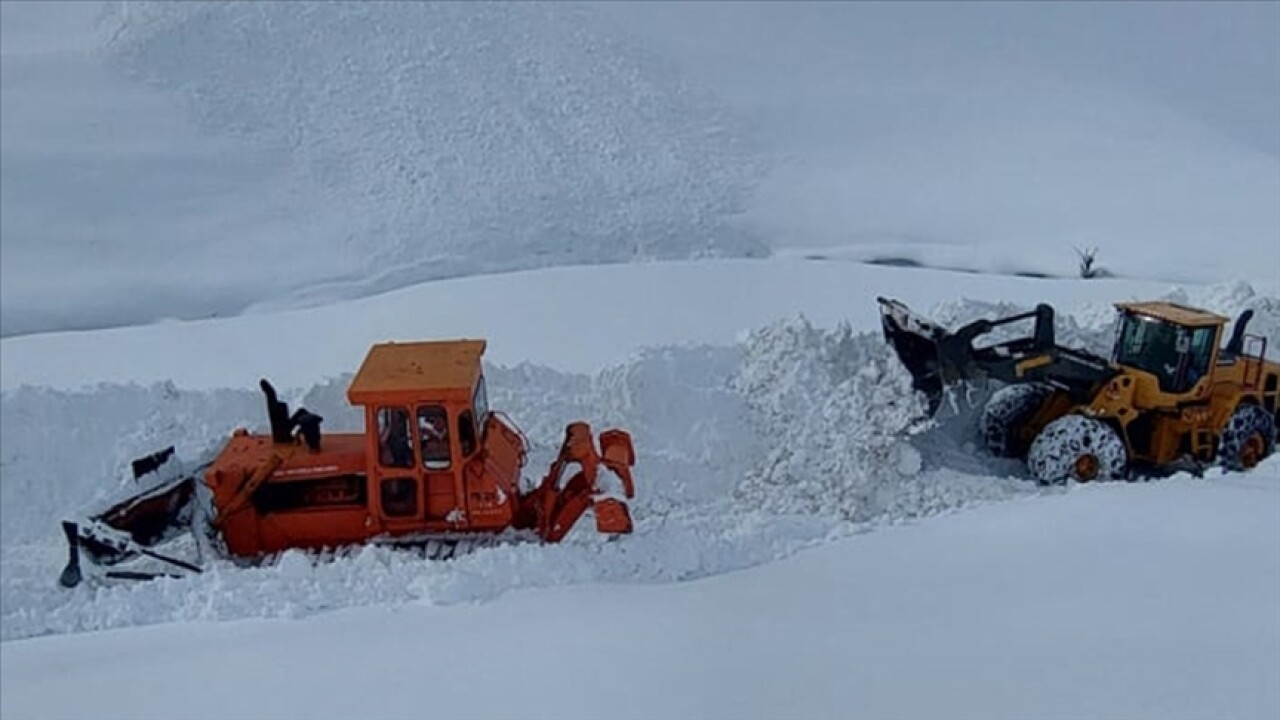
[347,339,486,405]
[1114,301,1228,328]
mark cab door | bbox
[371,405,422,532]
[415,404,460,525]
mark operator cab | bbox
[1111,302,1227,395]
[347,339,501,530]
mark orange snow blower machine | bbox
[59,339,636,588]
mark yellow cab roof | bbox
[1114,301,1228,328]
[347,339,486,406]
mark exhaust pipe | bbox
[260,379,324,451]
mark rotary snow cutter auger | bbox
[877,297,1279,485]
[514,422,636,543]
[59,339,638,588]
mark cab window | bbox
[376,407,413,468]
[1184,326,1215,389]
[473,375,490,430]
[1114,313,1217,394]
[417,405,451,470]
[458,410,477,457]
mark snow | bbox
[0,1,765,337]
[3,2,1277,336]
[2,264,1277,650]
[733,316,932,521]
[3,469,1277,720]
[2,3,1278,718]
[2,253,1277,713]
[605,3,1280,287]
[0,259,1196,392]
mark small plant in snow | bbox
[1074,245,1103,279]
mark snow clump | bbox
[734,316,930,522]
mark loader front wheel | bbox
[981,383,1056,458]
[1218,404,1276,472]
[1027,415,1127,486]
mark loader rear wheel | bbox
[1218,404,1276,472]
[981,383,1056,458]
[1027,415,1127,486]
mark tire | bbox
[1217,404,1276,472]
[1027,414,1128,485]
[981,383,1056,458]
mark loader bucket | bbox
[877,297,1115,415]
[59,447,204,588]
[877,297,951,413]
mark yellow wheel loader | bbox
[878,297,1279,484]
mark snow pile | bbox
[734,317,929,521]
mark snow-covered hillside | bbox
[606,2,1280,278]
[3,2,1277,336]
[0,1,766,337]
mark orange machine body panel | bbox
[205,432,371,556]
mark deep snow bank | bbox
[3,284,1277,640]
